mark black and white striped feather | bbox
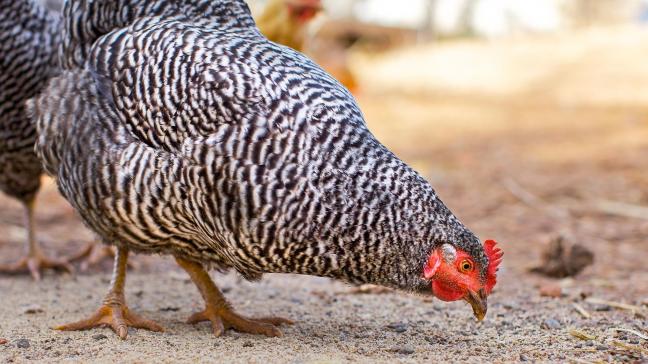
[0,0,60,203]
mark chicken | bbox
[0,0,74,280]
[255,0,358,93]
[31,0,502,339]
[0,0,112,278]
[255,0,322,52]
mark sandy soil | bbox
[2,26,648,363]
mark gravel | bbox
[541,318,562,330]
[92,334,108,341]
[386,322,408,333]
[15,339,30,349]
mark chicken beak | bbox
[465,289,487,321]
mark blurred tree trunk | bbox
[459,0,478,36]
[420,0,436,41]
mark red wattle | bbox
[431,280,464,301]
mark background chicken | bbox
[32,0,501,339]
[255,0,322,51]
[0,0,74,280]
[0,0,115,277]
[255,0,358,93]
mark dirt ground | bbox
[1,26,648,363]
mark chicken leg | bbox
[0,198,74,280]
[71,243,128,272]
[55,247,163,339]
[174,256,293,337]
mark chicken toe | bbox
[56,247,162,339]
[186,305,292,337]
[0,200,74,280]
[70,243,135,272]
[55,299,164,339]
[175,256,293,337]
[0,252,73,281]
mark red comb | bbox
[484,240,503,294]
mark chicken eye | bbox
[459,259,474,273]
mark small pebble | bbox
[159,306,180,312]
[519,353,530,361]
[593,305,611,312]
[0,338,7,345]
[242,341,254,348]
[92,334,108,341]
[539,284,562,298]
[16,339,30,349]
[596,345,607,350]
[397,346,415,355]
[354,332,372,339]
[23,305,44,314]
[541,318,562,330]
[386,322,408,333]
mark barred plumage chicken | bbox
[256,0,321,52]
[0,0,75,280]
[32,0,502,339]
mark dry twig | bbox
[338,284,393,295]
[567,357,597,364]
[569,328,596,341]
[502,178,569,219]
[592,200,648,220]
[611,328,648,341]
[585,298,645,312]
[572,303,591,319]
[610,340,648,354]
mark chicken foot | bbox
[174,256,293,337]
[0,198,74,280]
[55,247,163,339]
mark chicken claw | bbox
[55,298,164,339]
[175,256,293,337]
[0,252,73,281]
[56,247,162,339]
[186,306,293,337]
[0,199,74,280]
